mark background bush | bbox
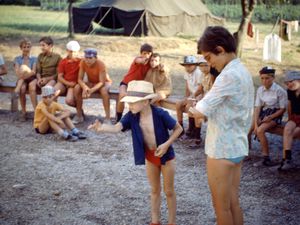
[207,4,300,22]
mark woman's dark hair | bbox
[197,26,236,55]
[39,36,54,46]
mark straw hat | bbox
[198,55,207,64]
[66,40,80,51]
[121,80,157,103]
[41,85,55,97]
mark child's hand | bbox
[155,143,169,158]
[88,119,102,132]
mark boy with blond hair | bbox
[13,38,37,121]
[34,85,86,141]
[89,80,182,225]
[116,43,153,122]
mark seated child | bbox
[188,56,215,148]
[278,71,300,170]
[116,43,153,122]
[13,38,37,121]
[74,48,112,124]
[88,80,182,225]
[0,53,7,81]
[54,40,81,107]
[144,53,172,105]
[248,66,287,166]
[176,55,203,139]
[31,36,62,109]
[34,85,86,141]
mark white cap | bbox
[66,40,80,51]
[41,85,55,97]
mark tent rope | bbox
[47,4,69,34]
[88,7,112,36]
[129,10,146,37]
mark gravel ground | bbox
[0,94,300,225]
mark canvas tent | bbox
[72,0,224,37]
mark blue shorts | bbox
[226,156,245,164]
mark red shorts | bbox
[145,147,174,166]
[291,114,300,127]
[145,148,161,166]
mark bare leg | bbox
[63,117,75,130]
[74,84,84,118]
[15,79,25,94]
[116,85,127,117]
[46,80,56,87]
[175,99,186,124]
[145,160,162,224]
[256,121,277,156]
[161,159,176,225]
[19,83,27,114]
[28,79,37,110]
[65,87,76,107]
[282,121,300,157]
[207,157,243,225]
[100,85,110,120]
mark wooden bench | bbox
[0,81,180,113]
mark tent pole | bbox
[89,7,112,35]
[130,10,146,37]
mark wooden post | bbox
[68,0,75,38]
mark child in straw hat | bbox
[88,80,182,225]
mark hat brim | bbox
[180,63,199,66]
[121,93,158,103]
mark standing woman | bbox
[190,26,254,225]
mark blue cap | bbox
[84,48,97,58]
[284,71,300,82]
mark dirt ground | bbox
[0,35,300,225]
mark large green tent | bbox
[73,0,224,36]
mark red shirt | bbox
[58,57,81,82]
[122,57,150,85]
[80,59,111,84]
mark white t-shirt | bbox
[184,66,203,96]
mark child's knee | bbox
[164,188,175,198]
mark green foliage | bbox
[207,4,300,22]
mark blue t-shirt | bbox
[120,105,176,165]
[14,55,37,69]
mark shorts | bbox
[35,127,51,134]
[290,114,300,127]
[225,156,245,164]
[259,108,282,125]
[145,147,174,166]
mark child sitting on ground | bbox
[34,85,86,141]
[116,43,153,122]
[13,38,37,121]
[73,48,112,124]
[176,55,203,139]
[54,40,81,108]
[248,66,287,167]
[278,71,300,170]
[144,53,172,105]
[88,80,182,225]
[31,36,62,109]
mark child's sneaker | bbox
[278,159,295,171]
[65,134,78,142]
[73,131,87,139]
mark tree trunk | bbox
[236,0,256,58]
[68,1,74,38]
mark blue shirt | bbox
[14,55,37,69]
[120,105,176,165]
